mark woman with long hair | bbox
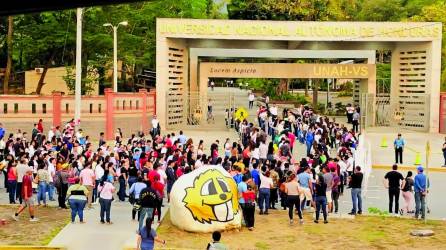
[285,173,303,225]
[314,175,328,224]
[6,161,17,204]
[400,171,414,215]
[136,218,166,250]
[98,175,116,224]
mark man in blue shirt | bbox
[298,167,313,211]
[250,163,260,188]
[177,130,187,147]
[414,166,428,219]
[394,133,405,164]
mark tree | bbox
[3,16,13,94]
[411,2,446,90]
[356,0,407,21]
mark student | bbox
[314,175,328,224]
[285,173,303,225]
[98,177,116,224]
[66,177,89,223]
[349,166,363,215]
[400,171,414,215]
[12,168,38,222]
[136,218,166,250]
[206,231,228,250]
[238,175,255,230]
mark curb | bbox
[0,247,66,250]
[372,165,446,173]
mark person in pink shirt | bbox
[98,178,116,224]
[287,131,296,152]
[79,164,96,208]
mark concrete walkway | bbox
[49,201,168,250]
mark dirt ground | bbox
[0,205,69,245]
[157,209,446,250]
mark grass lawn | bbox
[0,205,69,245]
[157,209,446,250]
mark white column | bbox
[75,8,83,129]
[113,26,118,92]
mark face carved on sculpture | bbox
[183,169,239,224]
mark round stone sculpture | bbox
[169,165,242,232]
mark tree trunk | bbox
[278,78,289,96]
[3,16,13,94]
[312,79,319,108]
[35,65,49,95]
[35,51,55,94]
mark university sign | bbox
[203,63,373,79]
[158,19,442,40]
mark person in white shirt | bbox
[48,127,55,142]
[157,166,167,185]
[151,116,160,137]
[270,105,278,117]
[224,139,231,158]
[94,163,105,203]
[248,93,255,109]
[259,167,273,215]
[47,157,56,201]
[259,141,268,163]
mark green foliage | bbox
[368,207,390,217]
[357,0,407,21]
[411,1,446,91]
[62,66,97,95]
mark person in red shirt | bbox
[37,119,44,134]
[13,168,38,222]
[148,164,160,184]
[151,175,164,223]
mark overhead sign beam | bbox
[0,0,149,16]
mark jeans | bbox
[388,188,400,213]
[315,196,327,221]
[99,198,112,222]
[93,181,99,203]
[47,182,55,200]
[69,199,87,222]
[139,207,154,230]
[352,120,359,133]
[258,188,270,212]
[118,178,126,201]
[16,182,23,204]
[351,188,362,213]
[7,180,16,203]
[37,181,47,205]
[306,142,312,156]
[287,195,302,220]
[241,203,255,228]
[414,191,426,219]
[395,148,403,164]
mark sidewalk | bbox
[49,201,169,250]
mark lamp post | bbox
[74,8,83,130]
[103,21,128,92]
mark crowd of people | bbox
[0,93,430,249]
